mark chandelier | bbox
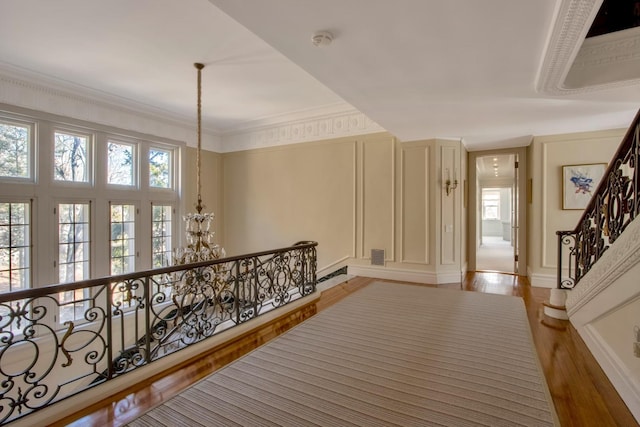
[173,63,225,265]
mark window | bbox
[149,148,172,189]
[107,141,135,186]
[151,204,173,268]
[482,189,501,220]
[58,203,90,283]
[110,204,136,275]
[54,131,90,183]
[0,108,181,298]
[482,188,500,219]
[0,121,31,179]
[0,202,30,293]
[58,202,90,324]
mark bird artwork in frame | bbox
[562,163,607,210]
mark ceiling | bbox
[476,154,515,181]
[0,0,639,152]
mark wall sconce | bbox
[445,168,458,196]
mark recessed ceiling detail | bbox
[537,0,640,94]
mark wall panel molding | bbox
[399,144,429,265]
[359,137,395,262]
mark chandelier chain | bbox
[195,62,204,213]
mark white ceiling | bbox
[476,154,515,181]
[0,0,639,151]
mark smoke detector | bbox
[311,31,333,47]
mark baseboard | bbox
[316,274,354,292]
[527,270,556,288]
[317,256,350,277]
[578,325,640,423]
[347,264,461,284]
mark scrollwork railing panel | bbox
[557,110,640,289]
[0,241,317,424]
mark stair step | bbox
[542,301,566,311]
[542,300,569,320]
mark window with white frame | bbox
[110,203,136,275]
[58,203,91,283]
[0,109,181,298]
[151,204,173,268]
[482,189,501,220]
[0,202,30,293]
[107,141,136,186]
[57,202,91,324]
[54,131,90,183]
[149,147,172,189]
[0,120,32,180]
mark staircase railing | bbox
[557,109,640,289]
[0,241,317,425]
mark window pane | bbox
[59,224,73,244]
[0,202,30,293]
[10,225,28,247]
[9,203,26,224]
[110,204,135,275]
[58,203,90,284]
[151,205,172,268]
[54,132,89,182]
[0,248,9,270]
[0,204,9,225]
[0,122,30,179]
[108,142,134,186]
[0,225,8,247]
[149,148,171,188]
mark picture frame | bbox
[562,163,607,210]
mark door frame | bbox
[468,147,527,274]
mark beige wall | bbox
[183,147,225,247]
[592,294,640,383]
[196,126,628,286]
[222,136,358,272]
[220,134,465,282]
[527,128,625,286]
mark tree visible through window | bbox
[110,204,135,275]
[0,122,30,179]
[54,131,89,182]
[0,202,30,293]
[108,141,134,186]
[149,148,171,188]
[151,205,172,268]
[58,202,90,324]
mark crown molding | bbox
[220,109,384,152]
[0,62,191,126]
[0,63,229,151]
[537,0,640,95]
[572,29,640,69]
[0,62,383,153]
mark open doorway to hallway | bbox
[469,148,527,275]
[477,185,514,272]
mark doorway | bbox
[468,148,526,275]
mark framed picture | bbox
[562,163,607,210]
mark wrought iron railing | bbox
[557,109,640,289]
[0,241,317,425]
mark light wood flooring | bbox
[55,273,638,427]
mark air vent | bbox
[371,249,385,266]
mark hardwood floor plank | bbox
[55,274,638,427]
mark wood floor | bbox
[55,273,638,427]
